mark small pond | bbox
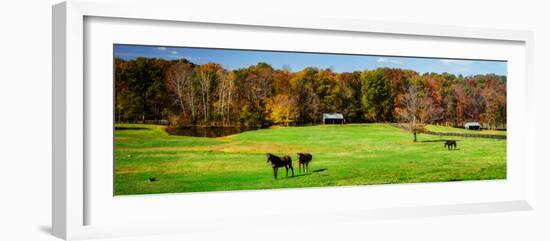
[166,126,261,138]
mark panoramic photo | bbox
[113,44,507,195]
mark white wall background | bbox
[0,0,548,240]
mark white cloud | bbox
[157,47,167,51]
[377,57,403,64]
[171,51,178,54]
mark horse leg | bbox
[273,167,277,179]
[306,163,309,172]
[290,165,294,176]
[285,166,288,177]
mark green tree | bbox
[121,57,169,122]
[293,67,320,124]
[338,72,363,123]
[361,69,394,122]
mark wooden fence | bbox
[116,120,169,125]
[388,123,506,140]
[422,130,506,140]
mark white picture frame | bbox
[52,0,535,240]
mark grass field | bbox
[114,123,506,195]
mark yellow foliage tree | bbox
[266,94,297,126]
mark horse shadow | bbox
[288,168,327,178]
[419,139,461,150]
[419,139,447,143]
[419,139,462,143]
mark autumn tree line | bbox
[115,57,507,129]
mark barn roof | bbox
[323,113,344,119]
[464,122,481,127]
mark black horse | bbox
[266,153,294,179]
[444,140,457,150]
[297,153,313,173]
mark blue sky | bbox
[114,44,507,76]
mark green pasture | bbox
[114,123,506,195]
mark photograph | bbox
[113,44,507,195]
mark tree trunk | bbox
[205,91,209,122]
[199,80,207,122]
[176,83,185,114]
[226,87,232,124]
[218,75,225,124]
[187,85,195,122]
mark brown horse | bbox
[297,153,313,173]
[444,140,457,150]
[266,153,294,179]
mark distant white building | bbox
[464,122,481,130]
[323,113,344,124]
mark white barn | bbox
[323,113,344,124]
[464,122,481,130]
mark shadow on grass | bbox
[288,168,327,178]
[447,178,464,181]
[419,139,446,143]
[418,140,462,151]
[115,126,148,130]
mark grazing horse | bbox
[266,153,294,179]
[297,153,313,173]
[444,140,457,150]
